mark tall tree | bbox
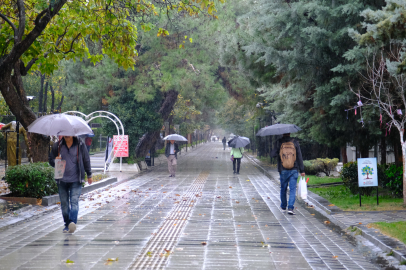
[0,0,222,161]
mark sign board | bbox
[357,158,378,187]
[113,135,129,157]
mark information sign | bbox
[357,158,378,187]
[113,135,129,157]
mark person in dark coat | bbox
[222,137,227,150]
[271,133,305,215]
[165,140,179,177]
[49,136,92,233]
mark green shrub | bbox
[340,162,374,196]
[385,164,403,197]
[314,158,339,176]
[127,156,135,165]
[5,162,58,198]
[304,160,319,175]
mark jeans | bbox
[58,181,82,227]
[233,158,241,173]
[280,170,298,210]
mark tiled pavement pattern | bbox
[0,143,380,269]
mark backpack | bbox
[279,140,296,169]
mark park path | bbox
[0,142,380,269]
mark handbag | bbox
[230,155,234,162]
[296,176,307,200]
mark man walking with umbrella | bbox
[165,140,179,177]
[229,136,250,174]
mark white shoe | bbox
[68,222,76,233]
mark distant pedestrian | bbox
[165,140,179,177]
[222,137,226,150]
[49,136,92,233]
[85,136,92,153]
[230,146,244,174]
[271,133,305,215]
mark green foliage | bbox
[341,162,374,196]
[385,164,403,197]
[5,162,58,198]
[314,158,339,177]
[303,160,319,175]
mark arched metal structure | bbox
[63,111,125,172]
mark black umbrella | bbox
[256,123,301,136]
[228,136,250,148]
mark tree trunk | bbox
[400,130,406,205]
[30,133,50,162]
[394,137,402,166]
[43,81,48,113]
[50,84,55,112]
[56,95,64,112]
[38,73,44,113]
[380,134,386,165]
[135,90,178,158]
[341,146,348,164]
[361,147,369,158]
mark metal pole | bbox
[16,121,20,165]
[100,133,102,151]
[359,187,361,207]
[377,186,379,205]
[152,149,155,166]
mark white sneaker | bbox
[68,222,76,233]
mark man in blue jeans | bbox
[49,136,92,233]
[272,133,305,215]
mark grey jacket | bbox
[49,137,92,183]
[271,137,305,173]
[165,142,179,159]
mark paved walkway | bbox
[0,143,384,269]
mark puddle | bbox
[0,198,28,215]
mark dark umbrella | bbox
[256,123,301,136]
[228,136,250,148]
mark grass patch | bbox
[309,185,405,211]
[303,175,342,186]
[369,221,406,245]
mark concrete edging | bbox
[41,177,118,206]
[244,153,406,263]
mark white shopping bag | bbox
[297,176,308,200]
[54,159,66,179]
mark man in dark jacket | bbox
[271,133,305,215]
[165,140,179,177]
[222,137,227,150]
[49,136,92,233]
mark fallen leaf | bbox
[175,194,180,196]
[235,201,239,203]
[229,186,232,188]
[107,258,118,261]
[146,252,152,257]
[324,221,331,224]
[332,256,338,259]
[66,259,74,264]
[246,180,250,181]
[311,214,315,215]
[201,242,207,245]
[328,204,335,206]
[359,222,362,225]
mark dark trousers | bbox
[233,158,241,173]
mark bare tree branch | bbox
[16,0,26,43]
[0,12,17,36]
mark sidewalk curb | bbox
[41,177,118,206]
[244,153,406,264]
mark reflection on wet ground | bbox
[0,143,400,269]
[0,198,27,215]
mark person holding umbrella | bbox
[229,136,250,174]
[28,114,93,233]
[163,134,187,177]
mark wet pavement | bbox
[0,143,392,269]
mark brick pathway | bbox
[0,143,381,269]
